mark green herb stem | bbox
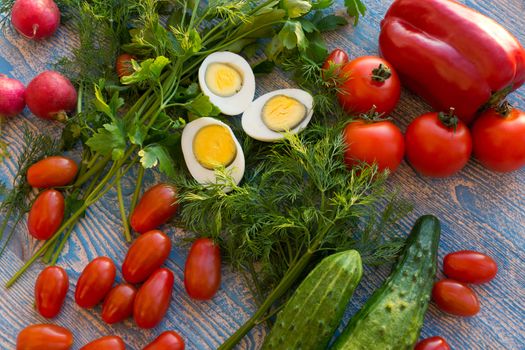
[116,170,132,242]
[50,224,77,265]
[129,165,145,215]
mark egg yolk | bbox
[261,95,307,132]
[193,125,237,170]
[205,63,243,97]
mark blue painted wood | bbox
[1,0,524,349]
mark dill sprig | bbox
[176,124,409,349]
[0,124,61,257]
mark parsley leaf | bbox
[183,94,221,117]
[121,56,171,85]
[344,0,366,26]
[139,144,176,177]
[281,0,312,18]
[85,122,127,160]
[314,14,348,32]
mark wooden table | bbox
[1,0,524,349]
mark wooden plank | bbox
[1,0,524,349]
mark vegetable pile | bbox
[0,0,521,348]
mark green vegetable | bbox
[331,215,441,350]
[262,250,363,350]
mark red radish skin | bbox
[26,71,77,121]
[0,75,25,117]
[11,0,60,40]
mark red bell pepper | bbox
[379,0,525,124]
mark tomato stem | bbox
[371,64,392,82]
[494,100,512,117]
[438,107,459,131]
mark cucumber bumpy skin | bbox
[331,215,441,350]
[261,250,363,350]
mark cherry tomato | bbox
[134,268,174,329]
[17,324,73,350]
[415,336,451,350]
[184,238,221,300]
[343,119,404,172]
[75,257,116,308]
[102,284,137,324]
[322,48,349,81]
[337,56,401,116]
[443,250,498,284]
[130,183,178,233]
[79,336,125,350]
[122,230,172,283]
[143,331,185,350]
[405,111,472,177]
[432,279,480,316]
[28,189,65,240]
[472,106,525,172]
[27,156,78,188]
[35,266,69,318]
[116,53,136,78]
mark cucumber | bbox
[261,250,363,350]
[331,215,441,350]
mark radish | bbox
[11,0,60,40]
[0,75,26,117]
[26,71,77,121]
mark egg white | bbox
[241,89,314,142]
[198,52,256,116]
[181,117,245,190]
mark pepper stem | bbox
[371,64,392,82]
[438,107,459,131]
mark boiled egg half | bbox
[198,52,256,116]
[241,89,314,142]
[182,117,245,188]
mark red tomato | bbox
[17,324,73,350]
[134,268,174,329]
[405,111,472,177]
[415,336,451,350]
[116,54,136,78]
[143,331,185,350]
[184,238,221,300]
[28,189,65,240]
[432,279,480,316]
[472,106,525,172]
[337,56,401,116]
[80,336,125,350]
[122,230,172,284]
[35,266,69,318]
[443,250,498,284]
[322,49,349,80]
[27,156,78,188]
[102,284,137,324]
[343,119,405,172]
[130,183,178,233]
[75,257,116,308]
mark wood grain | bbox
[1,0,524,349]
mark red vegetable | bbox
[79,336,125,350]
[130,183,178,233]
[322,49,349,80]
[35,266,69,318]
[17,324,73,350]
[405,110,472,177]
[342,119,404,172]
[337,56,401,116]
[184,238,221,300]
[379,0,525,124]
[11,0,60,40]
[28,189,65,240]
[444,250,498,284]
[134,268,174,329]
[75,257,116,308]
[0,74,25,117]
[472,105,525,172]
[102,284,137,324]
[143,331,185,350]
[116,54,136,78]
[122,230,172,284]
[27,156,79,188]
[415,337,451,350]
[25,71,77,121]
[432,279,480,316]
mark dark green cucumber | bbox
[331,215,441,350]
[261,250,363,350]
